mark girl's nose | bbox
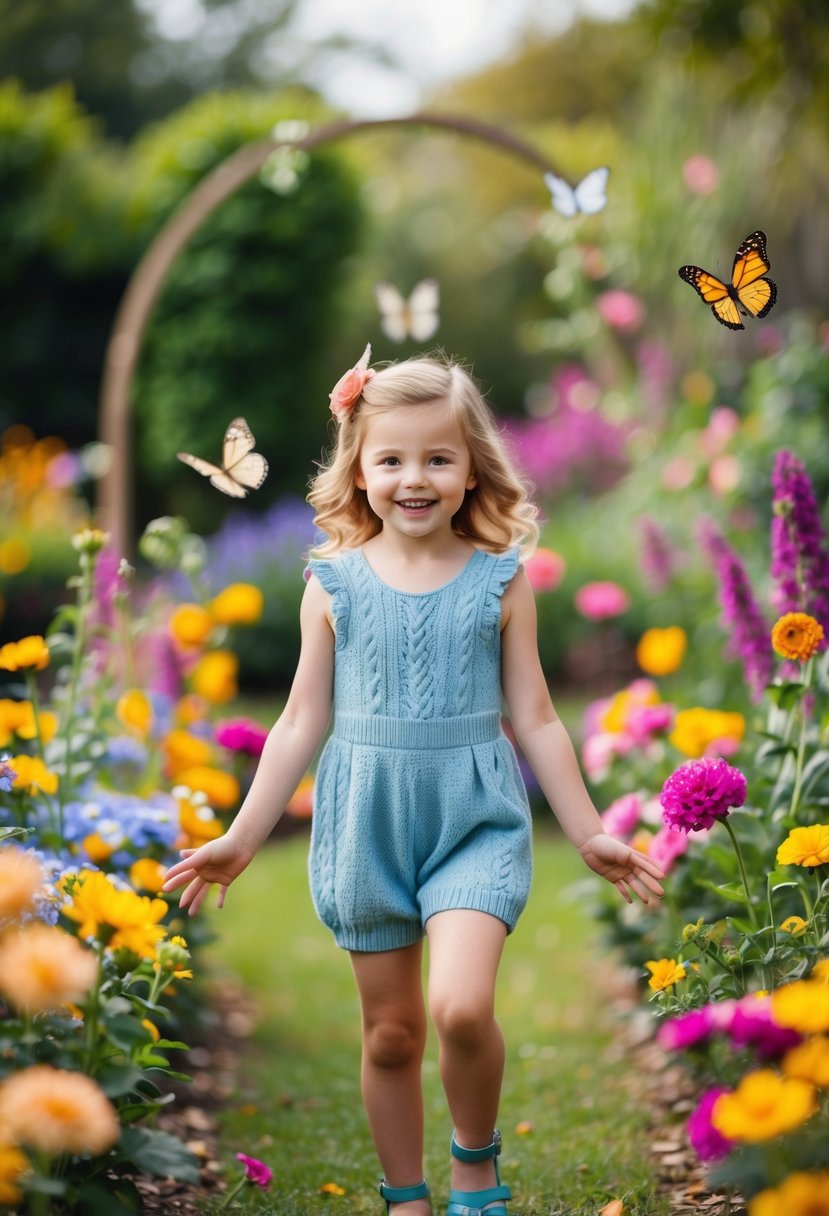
[402,466,427,487]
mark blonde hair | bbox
[308,354,539,558]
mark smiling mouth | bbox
[396,499,435,509]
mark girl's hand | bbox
[577,832,665,905]
[162,835,254,917]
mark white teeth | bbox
[398,500,432,508]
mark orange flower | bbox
[169,603,213,649]
[771,612,824,661]
[750,1172,829,1216]
[191,650,238,704]
[0,635,49,671]
[62,870,168,958]
[0,846,45,920]
[0,1141,29,1207]
[0,1065,119,1156]
[176,765,240,810]
[0,924,98,1013]
[712,1070,817,1142]
[286,774,314,819]
[771,979,829,1034]
[163,729,213,778]
[175,794,223,846]
[782,1036,829,1087]
[129,858,167,894]
[208,583,264,626]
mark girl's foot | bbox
[387,1202,432,1216]
[450,1155,499,1200]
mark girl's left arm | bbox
[500,569,664,904]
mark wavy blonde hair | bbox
[308,354,539,558]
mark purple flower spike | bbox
[698,519,773,700]
[771,450,829,641]
[660,757,747,833]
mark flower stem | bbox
[722,817,759,931]
[59,553,94,831]
[788,656,813,821]
[221,1176,248,1209]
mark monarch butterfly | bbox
[678,230,777,330]
[373,279,440,343]
[177,417,268,498]
[544,167,609,218]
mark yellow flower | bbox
[129,858,167,893]
[0,924,98,1013]
[780,915,808,936]
[7,754,59,796]
[163,729,213,778]
[712,1070,817,1142]
[176,765,240,811]
[600,682,660,734]
[154,934,193,981]
[82,833,117,863]
[771,612,824,662]
[71,528,110,555]
[782,1036,829,1087]
[750,1172,829,1216]
[645,958,686,992]
[208,583,264,626]
[777,824,829,868]
[320,1183,346,1196]
[812,960,829,984]
[0,1141,29,1207]
[635,627,687,676]
[169,603,213,649]
[191,650,238,704]
[0,635,50,672]
[0,846,45,920]
[669,707,745,758]
[12,702,58,745]
[0,1065,119,1156]
[174,694,208,726]
[62,870,168,958]
[116,688,153,738]
[0,535,30,575]
[771,979,829,1034]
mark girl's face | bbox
[355,398,476,543]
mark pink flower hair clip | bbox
[329,343,375,423]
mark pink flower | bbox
[625,702,675,743]
[687,1087,734,1161]
[525,548,566,593]
[596,290,644,333]
[708,454,741,497]
[728,995,801,1058]
[600,793,642,838]
[236,1153,273,1188]
[648,825,689,873]
[660,757,747,833]
[574,581,630,620]
[662,456,695,491]
[581,732,618,781]
[682,154,720,196]
[657,1001,737,1051]
[699,407,740,457]
[216,718,268,757]
[329,343,374,422]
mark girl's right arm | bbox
[161,575,335,915]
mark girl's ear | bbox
[466,470,477,490]
[355,466,367,490]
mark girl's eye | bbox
[380,457,400,466]
[430,456,448,465]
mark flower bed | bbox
[0,520,285,1213]
[584,451,829,1213]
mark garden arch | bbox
[96,112,563,556]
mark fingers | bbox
[615,879,632,904]
[217,885,228,910]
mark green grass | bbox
[200,828,669,1216]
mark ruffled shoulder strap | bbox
[480,547,521,643]
[304,556,351,649]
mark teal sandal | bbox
[379,1177,431,1213]
[447,1130,511,1216]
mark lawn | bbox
[201,825,669,1216]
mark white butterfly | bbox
[177,417,268,498]
[544,167,610,218]
[374,278,440,344]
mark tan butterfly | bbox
[373,278,440,343]
[177,417,268,498]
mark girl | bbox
[162,349,664,1216]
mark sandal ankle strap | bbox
[450,1129,502,1163]
[379,1177,431,1204]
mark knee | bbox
[363,1016,425,1069]
[430,996,494,1050]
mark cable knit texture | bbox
[305,547,533,952]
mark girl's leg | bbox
[350,942,431,1215]
[426,910,508,1198]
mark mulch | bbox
[131,972,743,1215]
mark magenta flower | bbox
[525,548,566,593]
[235,1153,273,1188]
[728,996,801,1058]
[687,1087,734,1161]
[660,757,747,834]
[657,1000,737,1052]
[637,516,677,594]
[216,717,268,757]
[625,702,674,744]
[648,826,690,874]
[574,581,630,621]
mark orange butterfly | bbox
[678,230,777,330]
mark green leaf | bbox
[697,878,749,905]
[802,750,829,798]
[118,1126,201,1183]
[766,681,807,710]
[96,1062,144,1097]
[74,1179,141,1216]
[103,1014,151,1053]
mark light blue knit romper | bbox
[305,546,533,952]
